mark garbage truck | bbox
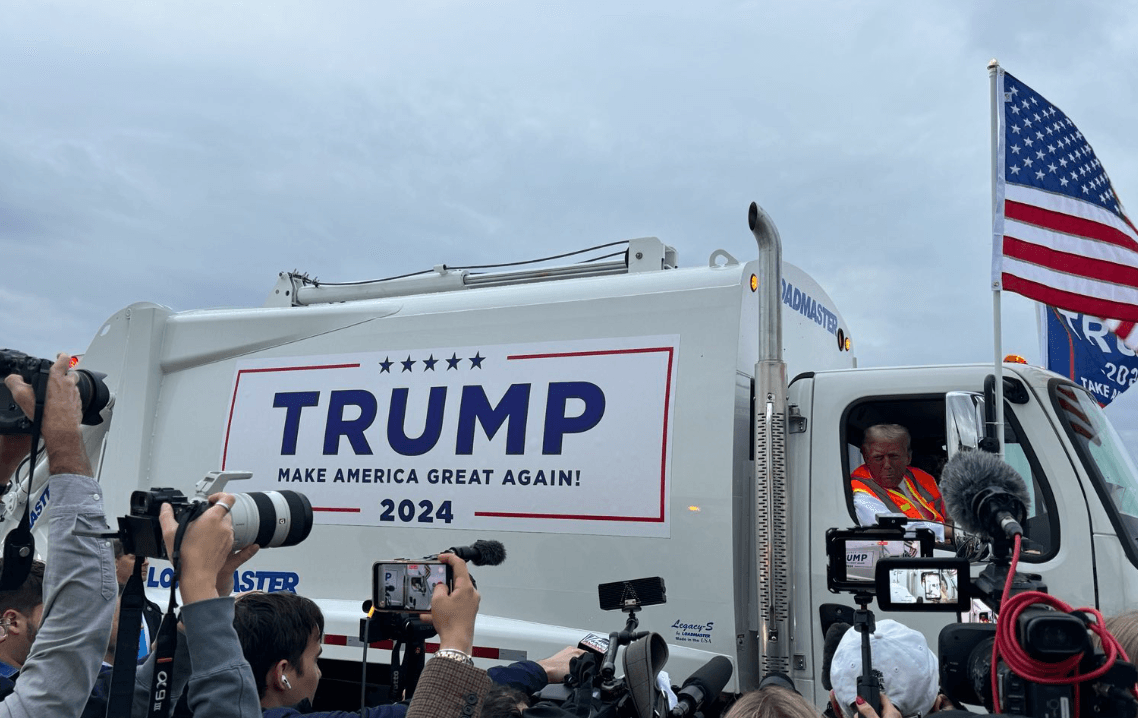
[8,203,1138,707]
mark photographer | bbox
[146,490,264,718]
[0,353,117,716]
[99,501,259,718]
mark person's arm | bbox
[157,495,262,718]
[852,493,946,540]
[852,491,889,527]
[487,660,549,694]
[0,354,115,717]
[855,692,902,718]
[487,646,585,694]
[407,553,492,718]
[180,597,260,716]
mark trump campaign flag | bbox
[1039,306,1138,406]
[992,70,1138,350]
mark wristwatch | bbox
[434,648,474,666]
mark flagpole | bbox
[989,58,1004,457]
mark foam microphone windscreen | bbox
[470,539,507,566]
[940,450,1031,540]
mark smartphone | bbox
[598,576,667,611]
[371,560,454,612]
[922,572,942,601]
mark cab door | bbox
[801,367,1097,706]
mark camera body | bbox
[846,524,1138,717]
[939,609,1137,717]
[117,471,313,560]
[118,487,211,560]
[0,349,111,434]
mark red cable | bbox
[989,533,1136,716]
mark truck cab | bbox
[791,363,1138,705]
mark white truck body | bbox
[9,231,1138,707]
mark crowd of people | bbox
[1,357,1134,718]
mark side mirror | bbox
[945,391,985,461]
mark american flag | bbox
[993,70,1138,349]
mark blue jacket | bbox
[262,702,407,718]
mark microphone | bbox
[441,540,507,566]
[940,450,1030,542]
[671,655,733,718]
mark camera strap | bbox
[146,604,179,718]
[390,638,426,700]
[0,363,48,591]
[144,509,198,718]
[106,555,147,718]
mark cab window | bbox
[842,396,1058,561]
[1051,380,1138,568]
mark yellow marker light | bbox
[750,274,758,292]
[1004,354,1028,364]
[688,505,701,513]
[844,337,851,351]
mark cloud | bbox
[0,1,1133,379]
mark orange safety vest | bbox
[850,464,945,523]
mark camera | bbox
[874,557,970,612]
[371,560,453,612]
[117,471,313,559]
[823,516,940,715]
[851,523,1138,716]
[938,601,1138,716]
[0,349,111,434]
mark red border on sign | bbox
[475,346,674,523]
[221,363,360,470]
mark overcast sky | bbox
[3,1,1138,441]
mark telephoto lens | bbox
[228,491,314,550]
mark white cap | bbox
[829,619,938,718]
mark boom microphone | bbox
[442,540,507,566]
[940,450,1030,542]
[671,655,732,718]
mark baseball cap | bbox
[829,619,938,718]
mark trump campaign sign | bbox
[1040,306,1138,406]
[221,336,678,537]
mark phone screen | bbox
[375,562,450,611]
[843,539,920,582]
[885,567,959,604]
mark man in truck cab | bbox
[850,424,949,540]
